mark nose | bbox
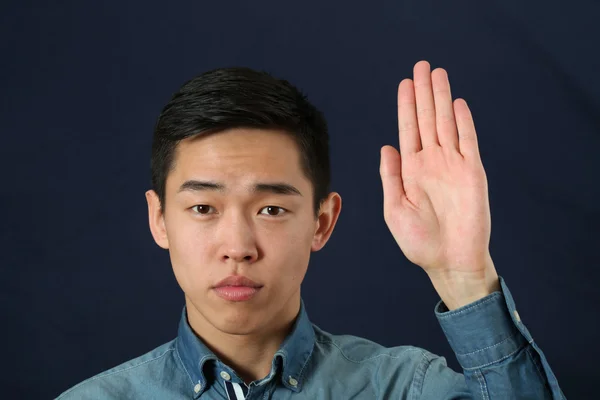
[218,212,259,264]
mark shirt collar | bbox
[175,298,315,397]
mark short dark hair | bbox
[151,67,331,218]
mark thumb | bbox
[379,145,405,211]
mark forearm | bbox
[422,276,566,399]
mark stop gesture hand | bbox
[379,61,501,310]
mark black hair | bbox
[151,67,330,218]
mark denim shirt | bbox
[57,276,566,399]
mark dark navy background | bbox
[1,1,598,398]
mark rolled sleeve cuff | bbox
[434,275,529,370]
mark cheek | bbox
[164,212,316,289]
[264,219,315,280]
[165,216,215,292]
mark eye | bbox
[191,205,215,215]
[259,206,287,216]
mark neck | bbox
[186,294,301,385]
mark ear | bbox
[145,190,169,249]
[311,192,342,252]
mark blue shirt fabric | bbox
[57,276,566,399]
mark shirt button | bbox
[220,371,231,381]
[513,310,521,322]
[194,383,202,393]
[288,377,298,387]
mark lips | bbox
[213,275,263,302]
[213,275,263,289]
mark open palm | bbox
[380,61,492,280]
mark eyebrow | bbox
[177,180,303,196]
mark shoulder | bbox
[312,323,433,364]
[309,324,451,396]
[56,339,188,400]
[310,323,447,380]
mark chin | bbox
[215,316,263,335]
[212,305,264,329]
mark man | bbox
[57,60,565,399]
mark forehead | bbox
[168,128,307,188]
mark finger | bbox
[397,78,421,154]
[431,68,459,152]
[453,99,480,160]
[413,60,439,149]
[379,145,405,210]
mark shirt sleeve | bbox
[415,275,566,399]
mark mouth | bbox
[212,275,263,302]
[213,286,262,302]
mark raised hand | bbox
[379,60,500,309]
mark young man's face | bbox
[146,128,341,337]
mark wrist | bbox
[427,257,501,311]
